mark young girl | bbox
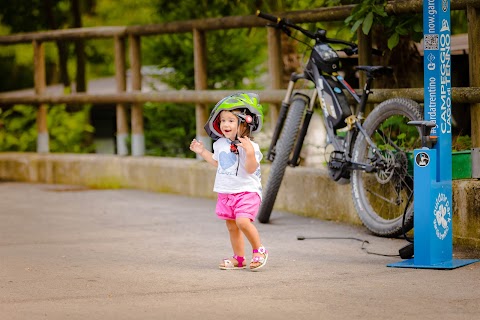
[189,93,268,271]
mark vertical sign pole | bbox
[388,0,478,269]
[422,0,454,267]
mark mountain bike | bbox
[256,11,423,237]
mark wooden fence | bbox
[0,0,479,155]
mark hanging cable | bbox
[402,192,414,243]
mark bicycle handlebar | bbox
[256,10,366,55]
[256,11,280,23]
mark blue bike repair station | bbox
[388,0,479,269]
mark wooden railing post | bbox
[193,28,211,156]
[467,5,480,148]
[33,40,49,153]
[267,28,282,130]
[357,29,372,90]
[129,34,145,156]
[114,35,129,156]
[356,29,373,115]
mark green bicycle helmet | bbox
[204,92,264,140]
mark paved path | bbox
[1,182,479,319]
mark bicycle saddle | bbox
[355,66,393,78]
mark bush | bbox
[0,104,94,153]
[143,102,196,157]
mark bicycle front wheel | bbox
[257,94,308,223]
[351,98,423,237]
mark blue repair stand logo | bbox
[415,152,430,167]
[433,192,451,240]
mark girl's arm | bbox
[237,136,259,174]
[190,139,218,168]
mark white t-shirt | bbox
[212,137,263,199]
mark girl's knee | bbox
[225,219,240,232]
[235,217,252,230]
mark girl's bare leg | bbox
[220,219,245,267]
[236,217,265,268]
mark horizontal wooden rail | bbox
[0,0,479,45]
[1,87,479,105]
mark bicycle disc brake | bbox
[374,150,395,184]
[374,151,411,203]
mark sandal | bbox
[219,255,246,270]
[250,246,268,271]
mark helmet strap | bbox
[229,136,240,176]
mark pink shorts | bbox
[216,192,261,221]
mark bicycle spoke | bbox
[365,187,401,206]
[375,128,403,152]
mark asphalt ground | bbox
[1,182,480,320]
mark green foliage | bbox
[0,105,37,151]
[0,52,34,91]
[0,0,70,33]
[86,0,158,26]
[143,102,196,158]
[143,0,266,90]
[344,0,422,49]
[452,135,472,151]
[0,105,94,153]
[451,11,468,34]
[375,115,419,150]
[48,105,95,153]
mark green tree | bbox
[341,0,423,88]
[143,0,266,90]
[142,102,195,157]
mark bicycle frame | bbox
[267,67,385,174]
[256,10,391,175]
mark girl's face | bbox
[219,111,239,141]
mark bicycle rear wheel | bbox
[257,94,308,223]
[351,98,423,237]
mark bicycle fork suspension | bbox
[267,79,296,162]
[289,91,316,167]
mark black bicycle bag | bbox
[319,77,351,130]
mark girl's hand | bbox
[237,136,258,174]
[190,138,217,167]
[189,139,205,154]
[237,136,254,154]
